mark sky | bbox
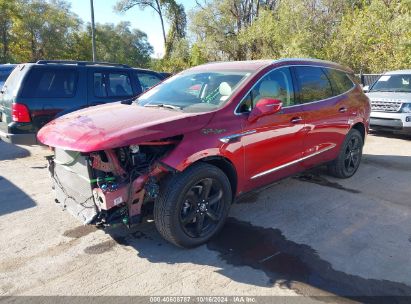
[70,0,197,58]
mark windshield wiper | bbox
[144,103,182,110]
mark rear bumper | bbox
[0,130,38,145]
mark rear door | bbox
[293,66,353,168]
[88,69,136,106]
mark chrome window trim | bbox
[234,64,356,115]
[250,144,336,180]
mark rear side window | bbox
[21,68,78,98]
[325,68,355,95]
[135,72,162,92]
[295,66,333,103]
[94,72,133,97]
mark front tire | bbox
[154,163,232,248]
[328,129,363,178]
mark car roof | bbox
[188,58,353,73]
[12,61,161,75]
[384,70,411,75]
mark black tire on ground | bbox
[154,162,232,248]
[328,128,364,179]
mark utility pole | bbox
[90,0,96,61]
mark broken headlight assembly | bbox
[50,137,181,227]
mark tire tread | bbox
[154,162,231,248]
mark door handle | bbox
[339,107,347,113]
[290,117,303,124]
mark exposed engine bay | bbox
[47,137,181,227]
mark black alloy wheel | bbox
[328,128,363,178]
[179,178,224,238]
[343,135,362,175]
[154,163,232,248]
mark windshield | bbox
[370,74,411,93]
[136,70,252,112]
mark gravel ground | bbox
[0,132,410,303]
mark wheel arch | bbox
[194,156,238,200]
[352,122,366,144]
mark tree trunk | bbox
[1,27,8,61]
[31,30,37,61]
[155,0,167,50]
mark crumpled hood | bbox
[38,102,213,152]
[366,91,411,102]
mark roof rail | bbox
[36,60,131,68]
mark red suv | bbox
[38,59,370,248]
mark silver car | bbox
[365,70,411,135]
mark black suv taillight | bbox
[12,103,31,122]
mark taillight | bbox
[12,103,31,122]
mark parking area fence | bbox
[356,73,382,87]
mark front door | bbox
[238,67,306,192]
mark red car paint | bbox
[38,58,370,204]
[38,102,214,152]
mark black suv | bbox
[0,60,166,145]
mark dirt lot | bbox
[0,132,411,302]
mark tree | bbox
[326,0,411,72]
[115,0,169,47]
[164,2,186,57]
[10,0,81,62]
[0,0,154,67]
[237,0,365,60]
[0,0,19,62]
[93,22,153,67]
[190,0,281,61]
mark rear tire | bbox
[154,163,232,248]
[328,129,363,179]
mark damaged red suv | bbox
[38,59,370,248]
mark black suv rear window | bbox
[21,68,78,98]
[325,68,355,95]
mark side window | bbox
[93,72,106,97]
[238,67,295,113]
[94,72,133,97]
[21,68,78,98]
[325,68,355,95]
[295,66,333,103]
[136,72,162,92]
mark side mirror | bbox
[248,98,282,122]
[362,85,369,93]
